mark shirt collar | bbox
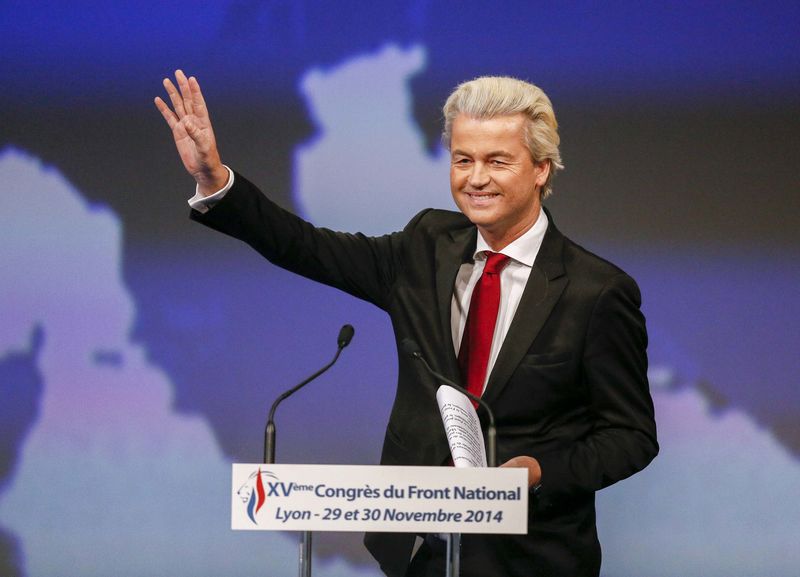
[473,208,549,267]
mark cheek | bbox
[450,170,463,192]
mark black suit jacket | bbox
[192,172,658,577]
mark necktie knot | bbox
[483,252,510,275]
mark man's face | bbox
[449,113,549,249]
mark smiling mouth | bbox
[465,192,500,205]
[465,192,499,199]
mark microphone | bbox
[337,324,355,348]
[263,324,355,464]
[400,338,497,468]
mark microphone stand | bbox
[401,338,498,577]
[263,325,354,577]
[401,338,497,467]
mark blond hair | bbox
[442,76,564,198]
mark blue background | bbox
[1,2,798,576]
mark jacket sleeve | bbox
[533,272,658,509]
[190,170,426,311]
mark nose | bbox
[467,162,490,189]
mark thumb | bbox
[183,117,199,137]
[183,117,211,152]
[500,456,541,487]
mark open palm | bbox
[155,70,227,195]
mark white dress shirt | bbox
[188,166,234,213]
[451,210,549,393]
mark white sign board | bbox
[232,464,527,534]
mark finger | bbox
[182,116,205,149]
[176,69,194,116]
[163,77,186,118]
[183,116,198,137]
[500,456,540,487]
[154,96,178,129]
[188,76,208,119]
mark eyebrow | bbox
[451,149,515,158]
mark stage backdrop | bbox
[1,3,799,577]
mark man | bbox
[155,71,657,577]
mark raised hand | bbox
[154,70,228,196]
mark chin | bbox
[459,206,497,227]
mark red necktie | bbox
[458,252,510,406]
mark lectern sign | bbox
[231,464,527,534]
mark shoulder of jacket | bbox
[560,235,638,288]
[404,208,472,235]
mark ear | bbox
[534,159,551,188]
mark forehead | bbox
[450,113,528,152]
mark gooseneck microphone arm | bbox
[400,338,497,468]
[263,324,355,464]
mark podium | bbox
[232,463,528,576]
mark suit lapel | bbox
[482,213,569,406]
[435,225,476,381]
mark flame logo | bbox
[237,469,278,524]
